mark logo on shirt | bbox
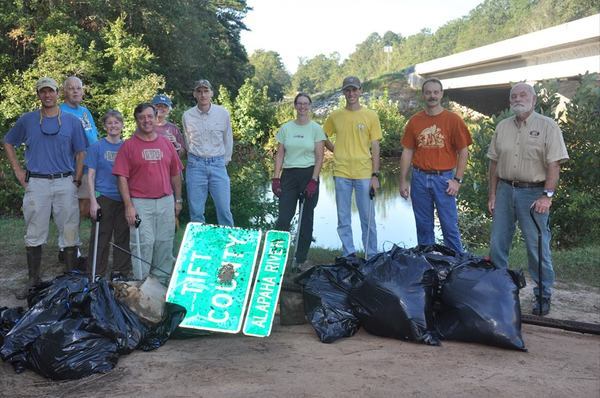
[142,149,163,161]
[81,112,92,131]
[293,134,305,139]
[529,130,541,137]
[104,151,117,162]
[357,123,366,133]
[417,124,444,148]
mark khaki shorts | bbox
[78,172,90,199]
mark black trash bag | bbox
[298,262,362,343]
[351,245,440,346]
[1,286,73,372]
[1,307,24,344]
[435,258,527,351]
[139,303,187,351]
[410,244,471,283]
[85,278,147,354]
[28,318,119,380]
[27,270,89,308]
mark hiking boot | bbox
[63,246,79,271]
[15,246,42,300]
[532,297,551,316]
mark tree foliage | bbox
[249,50,291,101]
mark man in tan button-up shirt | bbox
[487,82,569,316]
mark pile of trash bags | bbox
[0,271,186,380]
[297,245,527,351]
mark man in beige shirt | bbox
[487,82,569,316]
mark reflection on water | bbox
[312,158,422,251]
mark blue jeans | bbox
[186,154,234,226]
[410,168,463,253]
[334,177,377,258]
[490,181,554,298]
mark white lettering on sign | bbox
[180,251,210,295]
[265,239,284,273]
[250,276,276,328]
[180,279,207,295]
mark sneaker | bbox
[532,297,551,316]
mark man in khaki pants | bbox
[3,77,87,299]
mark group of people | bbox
[4,73,568,316]
[269,76,568,317]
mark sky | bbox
[241,0,484,73]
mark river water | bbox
[300,158,431,252]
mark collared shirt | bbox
[487,111,569,182]
[181,103,233,162]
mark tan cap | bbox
[194,79,213,90]
[342,76,361,90]
[36,77,59,92]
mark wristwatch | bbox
[543,190,555,198]
[175,198,183,204]
[371,172,380,178]
[453,176,463,184]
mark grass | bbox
[2,216,598,288]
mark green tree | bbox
[249,50,291,101]
[292,53,341,94]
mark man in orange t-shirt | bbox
[399,78,472,253]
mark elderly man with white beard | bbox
[486,82,569,316]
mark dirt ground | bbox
[1,251,599,397]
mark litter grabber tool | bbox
[109,242,171,279]
[91,208,103,281]
[530,206,545,317]
[291,193,305,272]
[365,187,375,260]
[133,215,143,280]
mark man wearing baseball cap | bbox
[181,79,234,226]
[152,94,186,157]
[323,76,382,259]
[3,77,87,299]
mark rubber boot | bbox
[15,245,42,300]
[63,246,79,271]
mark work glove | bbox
[271,178,282,197]
[304,178,318,199]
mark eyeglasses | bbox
[39,109,62,136]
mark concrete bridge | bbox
[409,14,600,115]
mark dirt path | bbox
[1,320,599,398]
[1,240,599,397]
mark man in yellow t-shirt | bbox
[324,76,382,259]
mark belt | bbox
[28,171,72,179]
[499,178,545,188]
[413,166,453,175]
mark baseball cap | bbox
[36,77,59,92]
[152,94,173,108]
[194,79,213,90]
[342,76,361,90]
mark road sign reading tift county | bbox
[166,223,262,333]
[243,230,290,337]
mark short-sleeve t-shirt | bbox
[402,110,472,171]
[276,120,326,168]
[60,103,99,146]
[487,112,569,182]
[154,121,185,154]
[3,110,86,174]
[323,107,382,179]
[85,138,123,201]
[112,134,183,199]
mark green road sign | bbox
[166,223,262,333]
[243,230,291,337]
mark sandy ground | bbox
[1,250,599,397]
